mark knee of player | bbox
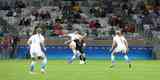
[37,56,44,60]
[31,57,36,61]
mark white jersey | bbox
[68,33,79,41]
[113,35,127,52]
[28,34,45,58]
[28,34,44,46]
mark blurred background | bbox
[0,0,159,60]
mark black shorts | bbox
[74,39,84,53]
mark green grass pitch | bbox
[0,60,160,80]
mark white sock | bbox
[80,60,82,63]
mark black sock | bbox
[83,57,86,62]
[79,55,83,61]
[81,54,86,62]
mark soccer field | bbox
[0,60,160,80]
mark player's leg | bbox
[82,43,87,63]
[30,47,37,73]
[123,51,131,68]
[110,50,116,68]
[68,42,77,64]
[72,49,78,60]
[38,56,47,73]
[74,40,83,64]
[67,49,78,64]
[79,48,86,64]
[76,48,83,64]
[30,57,36,73]
[37,50,47,73]
[76,50,83,64]
[75,40,86,64]
[29,48,36,73]
[79,54,86,64]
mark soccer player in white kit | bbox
[110,30,131,68]
[27,28,47,74]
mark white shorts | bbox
[114,47,127,53]
[30,45,45,58]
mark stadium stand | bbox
[0,0,159,59]
[0,0,151,39]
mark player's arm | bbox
[27,37,32,45]
[111,41,116,50]
[124,40,128,48]
[61,33,68,37]
[60,33,71,38]
[61,33,72,44]
[78,33,87,41]
[41,36,46,50]
[41,43,46,51]
[111,38,116,51]
[41,41,45,48]
[124,38,128,51]
[82,33,87,39]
